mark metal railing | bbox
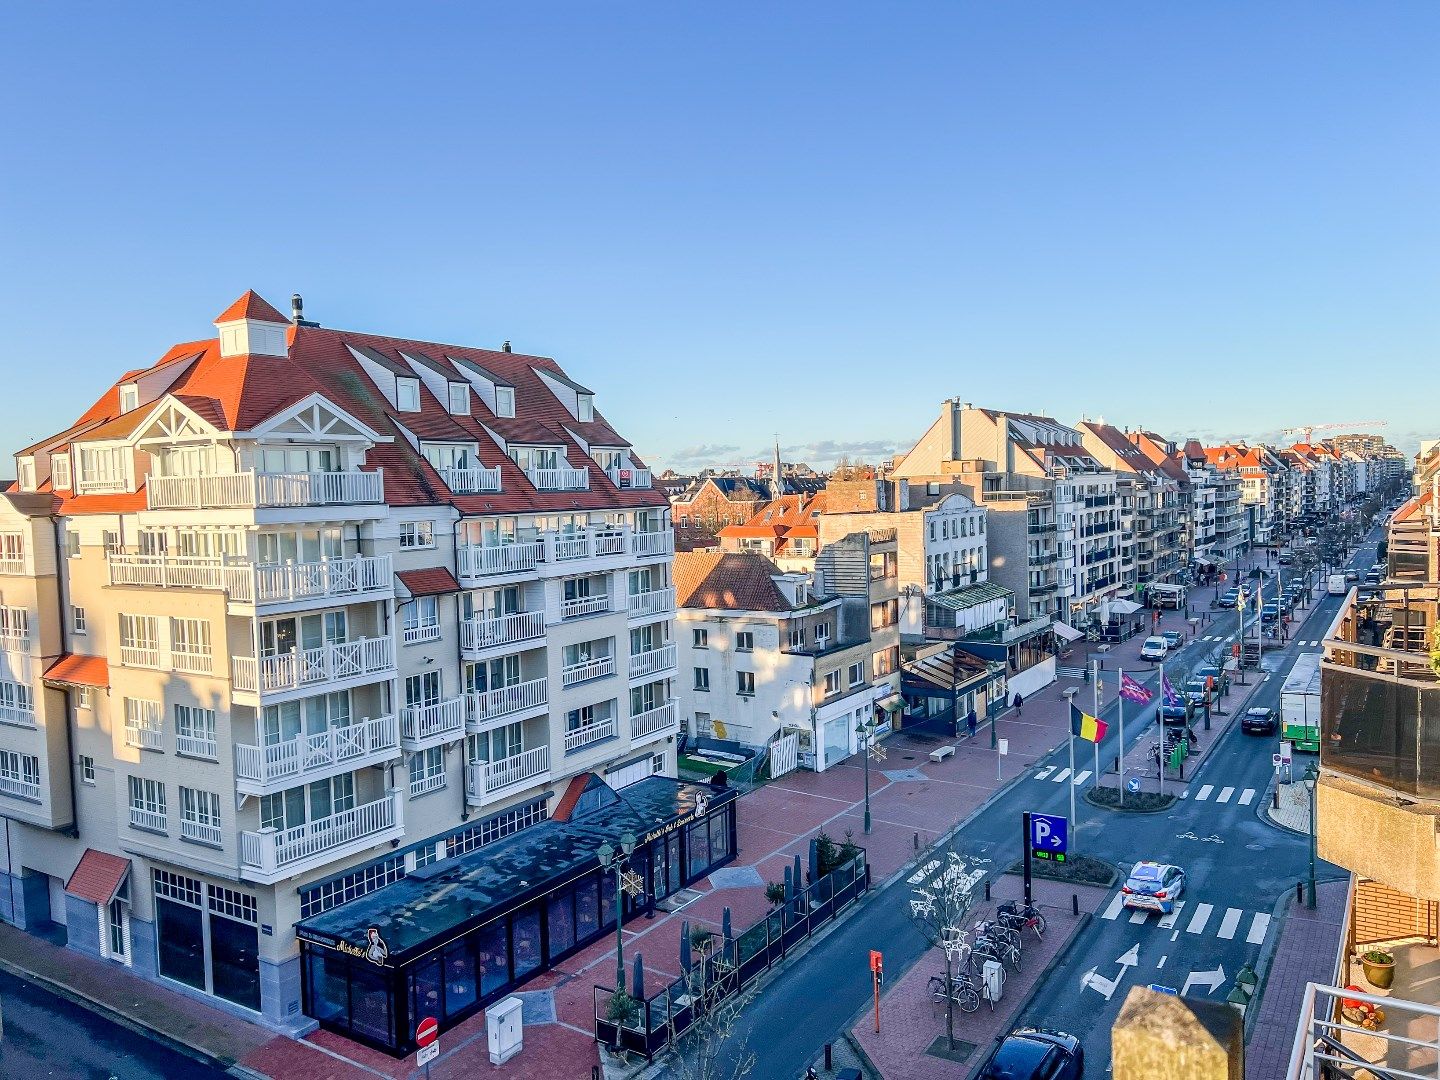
[240,792,401,875]
[232,637,395,694]
[527,466,589,491]
[147,470,384,510]
[440,465,502,494]
[562,594,612,619]
[629,645,676,679]
[628,588,675,618]
[467,746,550,800]
[456,541,545,579]
[401,699,466,745]
[565,716,617,752]
[630,701,677,740]
[234,715,399,787]
[460,610,546,652]
[466,678,548,727]
[562,655,616,687]
[1286,982,1440,1080]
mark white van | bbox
[1327,573,1348,596]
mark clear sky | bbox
[2,5,1435,471]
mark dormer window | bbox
[52,455,71,490]
[16,459,35,493]
[118,385,139,414]
[448,384,470,415]
[397,378,421,412]
[577,394,594,422]
[494,387,515,418]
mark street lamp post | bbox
[856,718,874,834]
[597,832,639,991]
[1303,762,1319,909]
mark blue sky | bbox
[2,5,1435,471]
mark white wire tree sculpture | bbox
[908,850,977,1052]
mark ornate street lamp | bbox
[1303,762,1319,909]
[597,831,639,991]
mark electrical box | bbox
[982,959,1006,1003]
[486,996,524,1065]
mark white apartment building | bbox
[0,292,687,1044]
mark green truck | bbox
[1280,651,1321,753]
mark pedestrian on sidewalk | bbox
[966,709,977,739]
[1013,693,1023,717]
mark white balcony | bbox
[562,655,615,687]
[119,645,162,670]
[129,806,167,833]
[629,644,677,680]
[466,678,548,731]
[527,466,589,491]
[231,637,395,698]
[0,774,39,802]
[630,530,674,558]
[630,701,678,743]
[466,746,550,805]
[106,553,394,610]
[456,541,544,582]
[0,703,35,729]
[400,698,466,750]
[550,529,626,562]
[607,466,653,490]
[240,791,404,884]
[402,622,441,645]
[234,714,400,795]
[628,587,675,620]
[171,649,214,675]
[0,556,27,576]
[124,722,164,752]
[175,732,218,759]
[147,470,384,510]
[564,717,616,753]
[561,594,612,620]
[461,611,546,654]
[0,651,29,685]
[180,817,223,847]
[440,465,502,494]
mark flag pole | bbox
[1157,661,1165,799]
[1068,723,1077,835]
[1092,659,1101,790]
[1118,665,1126,808]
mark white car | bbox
[1139,636,1168,661]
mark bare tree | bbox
[908,850,978,1051]
[664,927,757,1080]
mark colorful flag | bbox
[1119,673,1153,703]
[1070,704,1109,743]
[1162,674,1182,706]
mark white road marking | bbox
[1072,770,1092,786]
[1217,787,1235,803]
[1101,892,1127,920]
[1035,766,1056,780]
[1052,768,1072,784]
[1170,930,1180,941]
[1129,908,1149,924]
[1195,785,1214,801]
[1217,908,1243,940]
[1238,788,1256,806]
[1246,913,1272,944]
[1157,902,1186,929]
[1186,903,1214,934]
[1157,955,1167,969]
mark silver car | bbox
[1122,860,1186,914]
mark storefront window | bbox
[443,944,477,1019]
[349,961,395,1047]
[156,898,206,990]
[688,818,712,877]
[709,811,732,863]
[547,888,576,960]
[476,921,509,995]
[512,908,542,979]
[575,877,601,942]
[409,957,443,1028]
[210,914,261,1011]
[306,950,348,1025]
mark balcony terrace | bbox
[240,791,404,885]
[234,714,401,796]
[466,746,550,806]
[147,470,384,510]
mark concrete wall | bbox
[1318,774,1440,901]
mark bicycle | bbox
[975,917,1022,953]
[972,923,1021,971]
[997,901,1048,940]
[928,972,981,1014]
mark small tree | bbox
[764,881,787,908]
[908,850,977,1052]
[664,926,757,1080]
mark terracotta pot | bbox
[1361,957,1395,990]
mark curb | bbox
[0,950,267,1080]
[1083,787,1178,815]
[1257,771,1311,836]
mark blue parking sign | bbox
[1030,813,1068,856]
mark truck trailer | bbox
[1281,650,1322,752]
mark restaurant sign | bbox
[296,925,393,967]
[641,793,712,845]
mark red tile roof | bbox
[64,849,131,905]
[214,290,290,324]
[550,773,593,823]
[674,551,791,611]
[43,653,110,687]
[396,567,462,596]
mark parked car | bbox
[1122,860,1187,914]
[1261,603,1281,624]
[1158,704,1189,725]
[1162,630,1183,649]
[976,1028,1084,1080]
[1364,570,1382,585]
[1140,636,1168,661]
[1218,589,1239,608]
[1242,706,1278,735]
[1195,663,1228,694]
[1346,570,1360,583]
[1278,551,1294,565]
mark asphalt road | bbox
[697,533,1380,1080]
[0,967,229,1079]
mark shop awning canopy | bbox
[926,580,1014,612]
[902,649,1000,696]
[1107,599,1143,616]
[296,776,736,965]
[1052,621,1084,643]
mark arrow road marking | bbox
[1181,964,1226,996]
[1072,770,1092,786]
[1238,789,1256,806]
[1081,967,1119,1001]
[1117,944,1139,969]
[1217,786,1235,803]
[1246,913,1272,944]
[1035,766,1055,780]
[1217,908,1243,940]
[1186,903,1214,934]
[1195,785,1214,801]
[1101,892,1127,921]
[1157,901,1186,929]
[1052,768,1072,784]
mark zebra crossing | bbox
[1195,632,1324,648]
[1100,892,1273,945]
[1177,784,1259,805]
[1033,765,1093,786]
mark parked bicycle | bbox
[927,972,981,1014]
[997,899,1048,940]
[971,919,1022,970]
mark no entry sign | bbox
[417,1016,439,1047]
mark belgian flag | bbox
[1070,703,1108,743]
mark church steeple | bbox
[771,435,784,499]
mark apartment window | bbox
[174,705,218,759]
[127,776,167,832]
[870,599,898,631]
[102,530,121,555]
[494,386,515,418]
[119,614,161,668]
[577,395,595,422]
[402,596,441,643]
[52,455,71,490]
[170,618,213,674]
[736,631,754,652]
[694,712,713,737]
[179,787,222,847]
[299,856,406,919]
[16,460,35,492]
[788,628,805,649]
[0,681,33,724]
[79,755,95,784]
[77,686,93,709]
[0,532,23,568]
[448,383,470,414]
[848,662,864,687]
[396,378,421,412]
[399,520,435,549]
[66,531,81,558]
[0,606,27,643]
[0,750,38,797]
[814,623,830,646]
[124,698,164,752]
[873,645,899,679]
[119,385,139,413]
[71,605,87,635]
[824,670,841,695]
[693,667,710,692]
[692,628,708,649]
[737,671,755,696]
[408,746,447,796]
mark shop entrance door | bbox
[648,832,682,904]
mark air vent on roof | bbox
[291,293,319,328]
[502,341,512,353]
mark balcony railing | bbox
[232,637,395,695]
[106,553,393,607]
[553,529,626,562]
[402,622,441,645]
[147,470,384,510]
[180,818,223,847]
[456,541,544,580]
[461,611,545,652]
[120,645,162,669]
[401,699,466,747]
[630,701,677,741]
[467,746,550,800]
[631,531,675,558]
[124,722,164,752]
[1285,983,1440,1080]
[235,714,399,789]
[1026,522,1057,535]
[564,717,616,753]
[562,655,616,687]
[240,792,401,877]
[0,555,26,575]
[440,465,502,494]
[629,644,677,679]
[0,773,39,801]
[607,466,653,490]
[129,806,167,833]
[628,588,675,619]
[175,732,218,759]
[466,678,548,727]
[527,466,589,491]
[0,702,35,729]
[562,593,612,620]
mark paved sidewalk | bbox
[1244,877,1350,1080]
[1266,776,1313,832]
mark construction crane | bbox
[1281,420,1388,444]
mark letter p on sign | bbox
[870,949,883,975]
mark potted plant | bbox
[1360,948,1396,990]
[606,987,641,1029]
[765,881,787,909]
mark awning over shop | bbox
[65,849,130,905]
[925,580,1014,611]
[902,649,1001,696]
[1147,583,1186,596]
[1053,621,1084,643]
[1107,599,1143,616]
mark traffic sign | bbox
[1280,740,1293,765]
[1272,753,1282,768]
[1030,813,1068,862]
[870,949,884,974]
[1127,777,1141,793]
[416,1016,439,1047]
[418,1042,439,1066]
